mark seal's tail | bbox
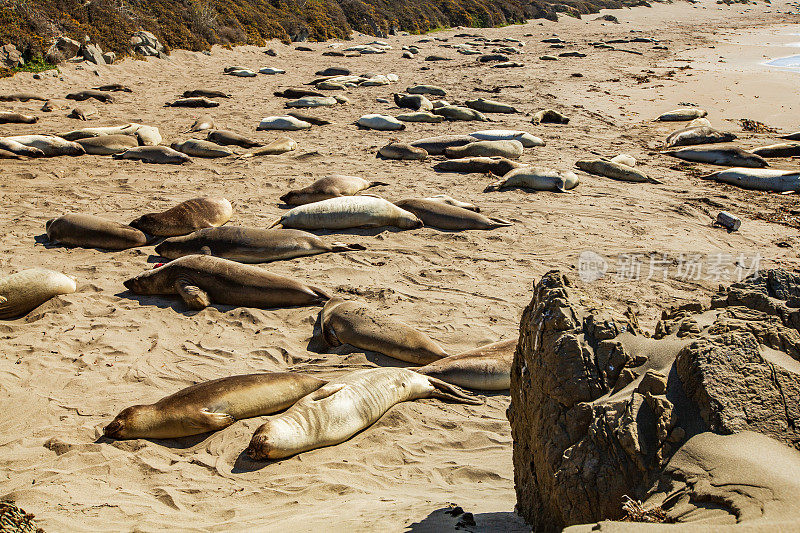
[488,217,513,228]
[427,376,482,405]
[330,243,366,252]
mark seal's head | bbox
[104,405,156,440]
[246,419,304,461]
[128,213,157,234]
[123,263,166,294]
[154,235,192,260]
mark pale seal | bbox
[410,135,477,155]
[113,146,192,164]
[241,136,297,157]
[750,143,800,158]
[687,117,711,128]
[656,108,707,121]
[46,214,149,250]
[0,268,77,319]
[393,199,512,230]
[280,175,388,205]
[576,159,660,183]
[469,130,545,147]
[433,105,487,121]
[2,135,84,157]
[285,96,338,108]
[104,373,326,439]
[155,227,366,263]
[485,167,579,192]
[609,154,636,167]
[665,126,736,148]
[434,157,523,175]
[207,130,262,148]
[257,116,312,131]
[0,139,45,157]
[663,146,768,168]
[246,367,479,459]
[356,114,405,131]
[58,123,139,140]
[171,139,233,158]
[286,111,331,126]
[319,298,448,364]
[445,139,523,159]
[465,98,517,114]
[185,114,215,133]
[130,197,233,237]
[701,168,800,192]
[414,339,516,390]
[0,112,38,124]
[77,134,139,155]
[532,109,569,124]
[271,196,422,230]
[68,106,97,121]
[378,142,427,160]
[123,255,330,310]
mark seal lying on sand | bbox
[466,98,517,114]
[113,146,192,164]
[2,135,84,157]
[576,159,660,183]
[662,146,768,168]
[665,126,736,148]
[410,135,477,155]
[434,157,523,175]
[66,90,113,103]
[750,143,800,158]
[46,214,148,250]
[0,138,45,157]
[166,97,219,108]
[469,130,545,147]
[123,255,330,310]
[241,137,297,157]
[656,108,707,121]
[272,196,422,230]
[414,339,516,390]
[171,139,232,158]
[485,167,579,192]
[286,111,331,126]
[77,134,138,155]
[0,268,77,319]
[319,298,448,364]
[0,112,38,124]
[246,367,480,459]
[185,114,215,133]
[393,199,512,230]
[701,167,800,192]
[378,142,427,160]
[104,373,326,439]
[207,130,262,148]
[280,175,388,205]
[130,197,232,237]
[445,139,523,159]
[155,227,365,263]
[182,89,230,99]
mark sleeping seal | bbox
[445,140,523,159]
[656,108,707,121]
[0,112,38,124]
[104,373,326,439]
[280,175,388,205]
[410,135,477,155]
[166,97,219,108]
[378,142,427,160]
[123,255,330,310]
[485,167,579,192]
[185,114,215,133]
[465,98,517,114]
[414,339,516,390]
[701,168,800,192]
[155,227,365,263]
[2,135,84,157]
[0,268,77,319]
[130,197,232,237]
[663,146,769,168]
[434,157,523,175]
[469,130,545,147]
[46,214,148,250]
[77,134,139,155]
[246,367,479,459]
[576,159,660,183]
[393,199,512,230]
[750,143,800,158]
[207,130,262,148]
[241,137,297,157]
[113,146,192,164]
[171,139,233,158]
[272,196,422,230]
[665,126,736,148]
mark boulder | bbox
[46,36,80,63]
[0,44,23,68]
[509,269,800,531]
[130,31,166,57]
[103,51,116,65]
[81,43,106,65]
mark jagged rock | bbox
[81,43,106,65]
[509,269,800,531]
[46,36,80,63]
[0,44,23,68]
[0,501,42,532]
[130,31,165,57]
[102,51,116,64]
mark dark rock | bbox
[0,44,24,68]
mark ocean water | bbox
[766,54,800,68]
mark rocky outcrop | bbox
[81,41,106,65]
[45,36,80,63]
[0,43,23,68]
[0,501,42,532]
[130,31,166,58]
[508,269,800,531]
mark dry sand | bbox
[1,0,800,530]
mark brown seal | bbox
[130,197,233,237]
[46,214,149,250]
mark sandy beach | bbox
[1,0,800,530]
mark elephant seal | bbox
[470,130,545,147]
[393,93,433,111]
[665,126,736,148]
[66,90,113,103]
[434,157,523,175]
[185,114,215,133]
[242,136,297,157]
[257,116,312,131]
[285,111,331,126]
[93,84,132,92]
[130,197,232,237]
[207,130,262,148]
[780,132,800,141]
[414,339,516,390]
[396,112,445,123]
[2,135,85,157]
[182,89,230,99]
[58,123,139,140]
[445,139,523,159]
[423,194,478,211]
[433,105,487,121]
[68,106,97,121]
[0,268,77,319]
[274,88,325,99]
[610,154,636,167]
[0,93,47,102]
[0,148,26,159]
[751,143,800,158]
[273,196,421,230]
[41,100,56,112]
[155,227,366,263]
[394,199,511,230]
[576,159,660,183]
[259,67,285,75]
[532,109,569,124]
[0,138,45,157]
[656,108,707,121]
[319,298,448,363]
[687,117,711,128]
[410,135,477,155]
[104,373,326,439]
[226,69,257,77]
[286,96,338,108]
[46,214,148,250]
[114,146,192,164]
[485,167,579,192]
[663,146,768,168]
[357,114,405,131]
[701,168,800,192]
[246,367,479,460]
[135,125,161,146]
[465,98,517,114]
[171,139,233,158]
[77,134,139,155]
[0,112,38,124]
[280,175,388,205]
[378,142,427,160]
[124,255,329,310]
[166,97,219,108]
[406,85,446,96]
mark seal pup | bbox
[423,195,479,211]
[274,88,325,98]
[113,146,192,164]
[182,89,230,99]
[123,255,330,310]
[207,130,262,148]
[241,137,297,157]
[433,105,487,121]
[465,98,517,114]
[656,108,707,121]
[130,197,232,237]
[445,139,523,159]
[0,138,45,157]
[136,125,161,146]
[470,130,545,147]
[393,199,511,230]
[58,123,140,140]
[610,154,636,167]
[273,196,421,230]
[663,146,768,168]
[184,114,215,133]
[319,298,448,364]
[687,117,711,128]
[155,227,366,263]
[92,84,132,92]
[0,112,38,124]
[393,93,433,111]
[280,175,388,205]
[0,268,77,319]
[68,106,97,121]
[257,116,312,131]
[0,93,47,102]
[77,134,139,155]
[286,111,331,126]
[576,159,660,183]
[103,373,326,439]
[396,112,445,123]
[750,143,800,158]
[665,126,736,148]
[414,339,516,390]
[356,114,405,131]
[485,167,579,192]
[171,139,233,158]
[440,157,523,176]
[406,85,446,96]
[410,135,476,155]
[246,367,480,460]
[166,97,219,108]
[2,135,85,157]
[378,142,427,160]
[66,90,113,103]
[531,109,569,124]
[285,96,338,108]
[46,214,148,250]
[701,168,800,192]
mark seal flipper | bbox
[426,376,482,405]
[308,383,346,401]
[175,278,211,310]
[487,217,513,228]
[319,299,344,348]
[330,242,367,252]
[189,408,235,432]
